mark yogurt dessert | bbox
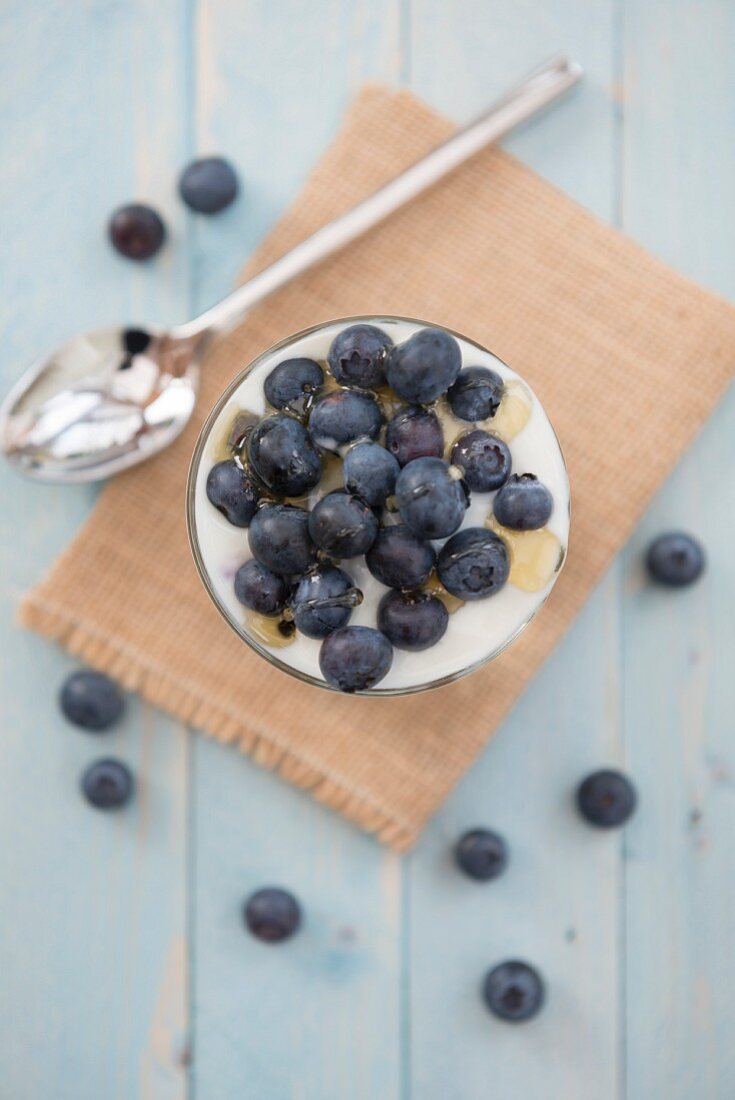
[187,316,569,695]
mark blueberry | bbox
[247,415,321,497]
[308,389,383,451]
[576,769,637,828]
[377,590,448,651]
[447,366,504,422]
[108,203,165,260]
[81,758,134,810]
[385,405,444,466]
[60,670,125,732]
[206,459,261,527]
[365,525,436,590]
[645,532,705,588]
[179,156,239,214]
[455,829,508,881]
[290,565,360,638]
[328,324,393,389]
[437,527,509,600]
[395,457,468,539]
[308,490,378,558]
[234,559,289,615]
[483,961,545,1023]
[244,887,301,943]
[451,430,511,492]
[264,357,324,411]
[493,473,553,531]
[386,327,462,404]
[343,442,399,507]
[319,626,393,692]
[248,504,315,575]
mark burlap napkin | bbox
[20,87,735,850]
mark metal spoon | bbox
[0,54,582,483]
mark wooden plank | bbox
[620,1,735,1095]
[188,3,405,1098]
[406,4,623,1098]
[0,3,191,1097]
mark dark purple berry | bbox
[493,474,553,531]
[308,490,378,559]
[448,366,504,422]
[365,525,436,590]
[234,559,289,614]
[108,203,165,260]
[179,156,238,214]
[309,390,383,451]
[290,565,360,638]
[437,527,509,600]
[248,504,315,575]
[483,961,545,1022]
[576,770,637,828]
[386,327,462,404]
[385,406,444,466]
[264,358,324,411]
[319,626,393,692]
[343,442,399,508]
[377,590,448,651]
[451,430,511,492]
[455,829,508,880]
[395,457,468,540]
[645,532,705,588]
[81,758,134,810]
[248,415,321,497]
[328,324,393,389]
[60,670,125,732]
[206,459,260,527]
[244,887,301,943]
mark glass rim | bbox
[186,313,570,697]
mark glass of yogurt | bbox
[186,316,569,695]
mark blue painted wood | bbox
[406,4,623,1098]
[0,3,190,1098]
[0,2,733,1098]
[620,2,735,1096]
[188,3,405,1099]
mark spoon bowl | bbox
[0,325,201,482]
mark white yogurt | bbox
[189,317,570,694]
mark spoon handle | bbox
[176,54,582,342]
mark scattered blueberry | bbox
[395,457,468,539]
[576,769,637,828]
[108,203,165,260]
[244,887,301,943]
[248,504,315,575]
[365,525,436,590]
[248,415,321,497]
[328,323,393,389]
[451,430,511,493]
[319,626,393,692]
[377,590,448,651]
[483,961,545,1022]
[645,532,705,588]
[290,565,360,638]
[81,758,134,810]
[385,405,444,466]
[493,473,553,531]
[447,366,504,422]
[455,829,508,881]
[234,559,289,615]
[179,156,239,214]
[206,459,261,527]
[308,389,383,451]
[60,670,125,732]
[437,527,509,600]
[308,490,378,558]
[386,327,462,404]
[264,357,324,411]
[343,442,399,508]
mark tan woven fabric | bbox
[20,87,735,850]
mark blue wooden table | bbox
[1,3,734,1098]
